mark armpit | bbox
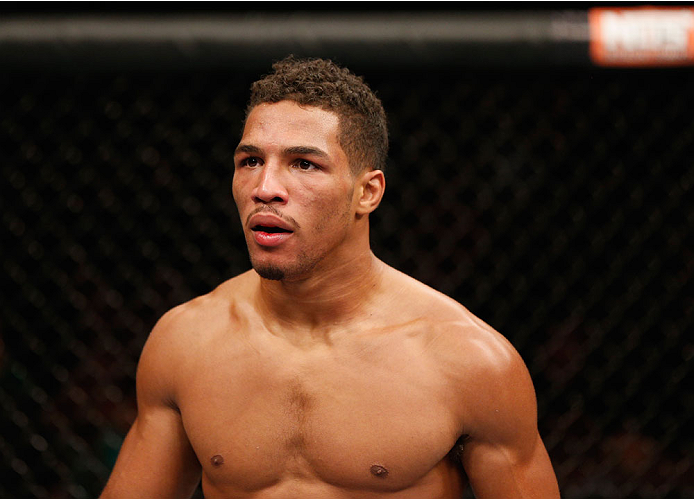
[447,435,469,470]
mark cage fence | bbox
[1,10,694,499]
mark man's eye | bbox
[295,159,317,171]
[241,157,261,167]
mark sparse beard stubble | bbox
[252,255,318,282]
[253,264,285,281]
[250,246,325,282]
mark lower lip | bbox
[252,231,293,247]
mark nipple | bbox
[211,454,225,467]
[370,464,389,478]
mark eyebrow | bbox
[234,144,329,159]
[234,144,261,156]
[283,146,329,159]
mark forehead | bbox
[241,101,342,151]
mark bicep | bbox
[101,410,201,499]
[460,338,559,498]
[463,431,558,498]
[101,310,202,499]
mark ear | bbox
[355,169,385,215]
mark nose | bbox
[252,163,288,204]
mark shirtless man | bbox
[100,56,560,499]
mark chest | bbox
[177,336,462,493]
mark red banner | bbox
[589,6,694,67]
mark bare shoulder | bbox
[383,265,530,393]
[145,271,255,347]
[136,271,256,399]
[384,273,562,497]
[384,266,539,442]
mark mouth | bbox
[250,223,294,247]
[251,225,293,234]
[247,212,296,247]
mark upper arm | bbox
[460,334,560,499]
[100,308,202,499]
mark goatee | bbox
[254,265,285,281]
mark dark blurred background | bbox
[1,4,692,499]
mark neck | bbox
[255,251,385,334]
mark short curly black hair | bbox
[246,55,388,173]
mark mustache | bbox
[246,206,301,229]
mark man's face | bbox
[232,100,358,281]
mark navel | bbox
[370,464,389,478]
[211,454,225,467]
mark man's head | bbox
[245,55,388,174]
[233,57,387,282]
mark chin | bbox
[254,264,286,281]
[251,253,320,282]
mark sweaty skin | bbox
[100,101,560,499]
